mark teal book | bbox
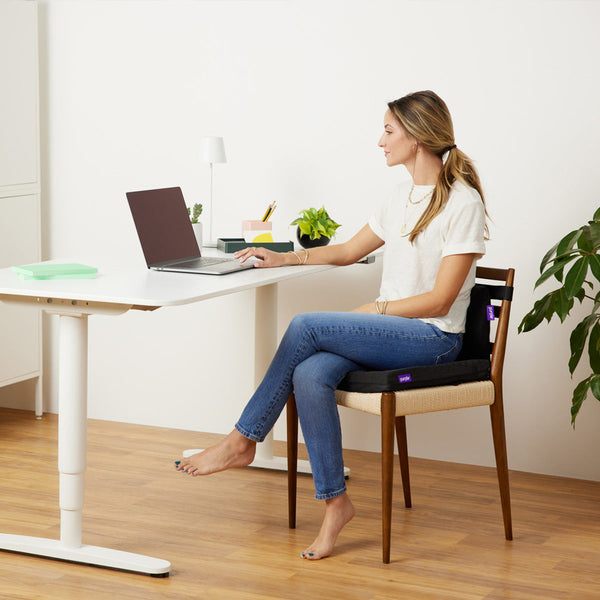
[11,263,98,280]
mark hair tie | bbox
[446,144,457,153]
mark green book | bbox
[11,263,98,280]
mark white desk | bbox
[0,260,339,576]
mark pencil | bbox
[262,202,276,222]
[261,202,274,222]
[264,203,277,222]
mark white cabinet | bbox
[0,1,42,414]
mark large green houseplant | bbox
[519,207,600,424]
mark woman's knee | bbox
[292,352,354,398]
[287,312,314,335]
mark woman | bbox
[175,90,487,560]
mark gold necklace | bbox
[408,183,434,204]
[401,184,434,234]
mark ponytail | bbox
[387,91,488,243]
[408,146,488,243]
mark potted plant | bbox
[518,207,600,424]
[290,206,341,249]
[187,203,203,248]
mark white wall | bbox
[3,0,599,481]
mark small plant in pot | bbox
[188,203,203,247]
[290,206,341,249]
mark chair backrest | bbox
[457,267,515,380]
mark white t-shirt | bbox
[368,179,486,334]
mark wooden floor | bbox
[0,408,599,600]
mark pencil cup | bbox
[242,220,272,233]
[242,220,273,244]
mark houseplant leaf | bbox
[518,293,554,333]
[539,241,559,273]
[534,258,572,288]
[589,322,600,373]
[577,226,594,253]
[298,222,312,236]
[590,254,600,282]
[571,376,593,424]
[585,221,600,249]
[591,375,600,401]
[563,256,589,299]
[556,229,582,257]
[553,287,573,323]
[568,314,597,374]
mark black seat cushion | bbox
[337,359,491,393]
[337,283,497,394]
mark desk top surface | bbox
[0,260,337,309]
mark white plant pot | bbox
[192,222,203,249]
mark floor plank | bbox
[0,408,599,599]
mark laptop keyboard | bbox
[171,257,229,268]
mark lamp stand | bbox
[204,162,217,248]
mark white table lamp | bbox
[199,136,227,247]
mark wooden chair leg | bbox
[381,392,396,564]
[286,393,298,530]
[395,416,412,509]
[489,395,513,541]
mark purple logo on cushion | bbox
[487,305,496,321]
[398,374,412,383]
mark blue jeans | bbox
[236,312,462,500]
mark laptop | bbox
[126,187,255,275]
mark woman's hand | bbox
[234,246,293,268]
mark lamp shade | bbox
[199,136,227,163]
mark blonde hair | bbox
[387,90,488,242]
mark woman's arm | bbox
[234,224,384,268]
[353,253,476,317]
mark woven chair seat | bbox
[335,380,495,416]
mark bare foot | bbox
[174,429,256,476]
[301,493,355,560]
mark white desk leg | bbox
[34,374,43,419]
[0,313,170,576]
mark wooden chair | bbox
[286,266,515,563]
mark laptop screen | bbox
[127,187,200,267]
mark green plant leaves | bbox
[554,287,574,323]
[569,314,598,374]
[590,254,600,281]
[290,206,341,240]
[585,221,600,249]
[518,294,554,333]
[564,257,590,299]
[570,373,600,425]
[571,376,593,425]
[521,206,600,425]
[590,322,600,373]
[535,258,570,288]
[518,288,574,334]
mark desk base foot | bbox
[0,534,170,576]
[182,449,350,477]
